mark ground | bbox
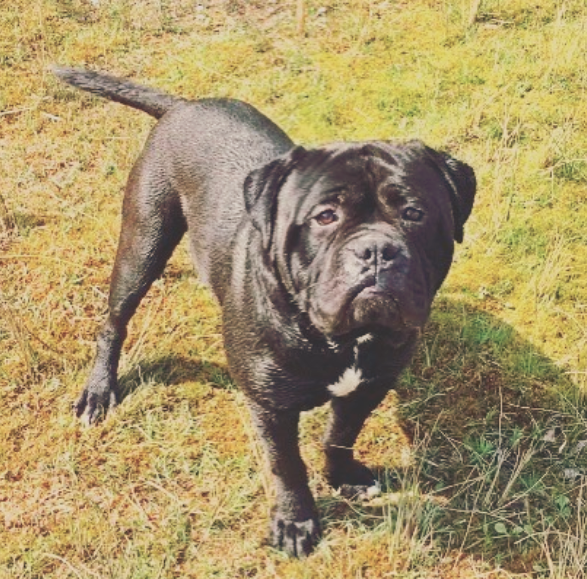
[1,0,586,577]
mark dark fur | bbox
[54,67,476,557]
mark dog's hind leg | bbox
[75,163,186,425]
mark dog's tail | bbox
[53,66,185,119]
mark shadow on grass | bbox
[321,297,584,573]
[118,354,233,402]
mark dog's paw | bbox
[338,481,381,501]
[269,513,321,557]
[74,384,118,426]
[326,458,380,500]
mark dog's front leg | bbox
[248,402,321,557]
[324,382,390,499]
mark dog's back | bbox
[151,98,294,288]
[55,67,294,288]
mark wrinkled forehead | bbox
[280,143,428,213]
[287,146,369,191]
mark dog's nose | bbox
[351,238,400,266]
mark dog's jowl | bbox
[55,67,476,557]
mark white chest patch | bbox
[328,365,363,397]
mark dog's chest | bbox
[327,333,373,397]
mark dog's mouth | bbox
[307,276,405,337]
[348,274,388,299]
[306,269,429,338]
[347,274,403,309]
[348,284,402,326]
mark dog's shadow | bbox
[317,297,584,572]
[117,354,233,400]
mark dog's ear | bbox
[424,146,476,243]
[244,146,307,248]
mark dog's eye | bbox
[315,209,338,226]
[402,207,424,222]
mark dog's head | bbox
[244,141,476,338]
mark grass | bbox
[1,0,587,576]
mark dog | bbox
[54,67,476,557]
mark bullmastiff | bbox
[54,67,476,557]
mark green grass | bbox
[1,0,587,576]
